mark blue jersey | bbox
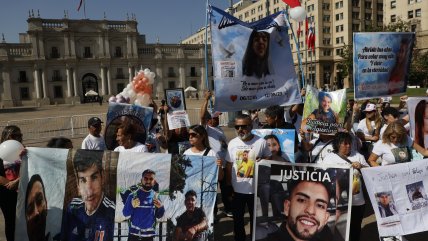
[61,196,115,241]
[123,188,165,237]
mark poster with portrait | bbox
[165,88,186,111]
[254,161,352,241]
[407,97,428,149]
[167,111,191,130]
[251,128,295,162]
[361,159,428,237]
[115,152,171,239]
[301,86,347,134]
[210,6,302,111]
[105,102,153,150]
[353,32,415,100]
[61,149,118,241]
[15,147,69,241]
[163,155,218,241]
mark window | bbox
[352,0,359,7]
[365,13,372,20]
[115,47,122,57]
[51,47,59,58]
[53,86,63,98]
[323,38,331,45]
[84,47,92,58]
[117,83,125,93]
[391,1,396,9]
[336,48,343,55]
[168,81,175,89]
[336,13,344,21]
[168,67,175,77]
[18,71,27,82]
[377,3,383,11]
[336,36,344,44]
[323,50,331,56]
[408,0,414,4]
[307,4,314,12]
[323,27,331,33]
[244,12,249,18]
[365,1,372,9]
[322,3,330,9]
[408,10,414,19]
[353,24,360,31]
[335,25,344,32]
[391,15,396,22]
[52,70,62,81]
[323,15,330,22]
[411,24,417,32]
[20,87,30,100]
[415,9,421,17]
[116,68,124,79]
[352,12,360,20]
[251,9,255,15]
[416,0,421,2]
[335,1,343,9]
[190,67,196,77]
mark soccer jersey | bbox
[61,196,115,241]
[123,188,165,237]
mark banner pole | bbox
[204,0,213,111]
[286,11,305,89]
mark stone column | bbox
[107,68,112,95]
[34,69,41,99]
[179,64,185,88]
[128,66,133,83]
[41,69,47,98]
[100,66,106,96]
[66,68,72,97]
[73,69,78,97]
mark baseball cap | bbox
[88,117,103,127]
[363,103,377,112]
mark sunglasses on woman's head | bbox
[234,125,249,130]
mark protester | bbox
[225,114,271,241]
[123,169,165,241]
[380,107,406,139]
[81,117,106,150]
[321,132,368,241]
[25,174,49,241]
[300,133,335,163]
[0,125,23,241]
[160,105,190,154]
[114,122,148,152]
[174,190,208,241]
[47,137,73,148]
[356,103,382,159]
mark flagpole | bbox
[83,0,87,19]
[204,0,213,110]
[286,12,305,88]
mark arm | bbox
[412,142,428,157]
[174,227,184,241]
[154,199,165,218]
[367,153,380,167]
[185,215,208,240]
[225,162,233,186]
[123,193,136,217]
[0,176,9,186]
[200,91,212,125]
[217,159,224,181]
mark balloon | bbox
[290,6,306,22]
[0,140,24,163]
[108,96,117,102]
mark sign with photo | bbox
[353,32,415,99]
[254,161,352,241]
[165,88,186,111]
[210,6,301,111]
[167,111,191,130]
[362,159,428,236]
[301,86,347,134]
[251,128,295,162]
[407,97,428,149]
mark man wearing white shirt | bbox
[81,117,106,150]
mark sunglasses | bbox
[234,125,250,130]
[189,132,199,138]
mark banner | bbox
[251,128,295,162]
[16,147,69,241]
[353,32,415,99]
[362,159,428,236]
[16,149,218,241]
[254,161,352,241]
[407,97,428,149]
[301,86,347,134]
[105,102,153,150]
[167,111,191,130]
[210,6,302,111]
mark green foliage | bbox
[169,154,192,200]
[409,50,428,87]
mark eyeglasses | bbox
[234,125,250,130]
[189,132,199,138]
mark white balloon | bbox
[108,96,117,102]
[0,140,24,163]
[290,6,306,22]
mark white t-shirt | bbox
[321,152,368,206]
[372,136,413,166]
[114,142,148,152]
[183,148,216,157]
[226,136,271,194]
[357,119,377,137]
[310,139,334,163]
[81,134,106,150]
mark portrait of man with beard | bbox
[25,174,49,241]
[267,177,332,241]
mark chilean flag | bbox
[307,21,315,51]
[77,0,84,11]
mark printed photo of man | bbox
[25,174,49,241]
[267,177,332,241]
[123,169,165,241]
[61,150,116,241]
[377,192,398,218]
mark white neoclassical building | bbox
[0,12,212,107]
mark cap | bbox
[363,103,377,112]
[88,117,103,127]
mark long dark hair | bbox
[242,30,270,78]
[414,100,426,147]
[1,125,22,143]
[264,134,283,156]
[189,125,210,149]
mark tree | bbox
[409,49,428,87]
[337,44,353,87]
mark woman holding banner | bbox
[356,103,382,159]
[414,99,428,149]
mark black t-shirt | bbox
[176,207,206,235]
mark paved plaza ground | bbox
[0,100,426,241]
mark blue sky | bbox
[0,0,235,44]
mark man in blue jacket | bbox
[123,169,165,241]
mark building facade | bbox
[183,0,388,89]
[0,13,212,107]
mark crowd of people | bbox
[1,88,428,241]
